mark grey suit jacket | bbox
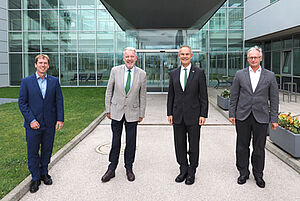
[105,65,147,122]
[229,67,279,124]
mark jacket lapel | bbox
[33,73,43,99]
[127,66,138,95]
[254,68,265,94]
[45,75,50,99]
[185,66,195,91]
[174,67,183,92]
[244,68,254,94]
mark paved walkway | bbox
[19,92,300,201]
[0,98,18,106]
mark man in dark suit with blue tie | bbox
[19,54,64,193]
[167,45,208,185]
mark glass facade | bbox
[8,0,245,91]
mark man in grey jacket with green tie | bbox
[101,47,146,182]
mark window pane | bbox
[41,0,58,9]
[59,10,76,30]
[79,32,95,52]
[23,53,37,77]
[42,32,58,52]
[46,53,59,78]
[228,30,243,51]
[23,32,40,52]
[228,52,243,76]
[9,32,22,52]
[60,32,77,52]
[78,10,95,31]
[229,0,243,7]
[97,32,114,52]
[41,10,58,30]
[60,53,77,86]
[283,39,292,49]
[9,0,21,9]
[209,30,227,51]
[24,0,39,9]
[59,0,76,9]
[116,32,126,52]
[209,8,226,29]
[97,53,114,86]
[272,40,281,50]
[264,52,271,70]
[97,1,105,9]
[78,0,95,9]
[293,34,300,48]
[9,54,22,85]
[293,78,300,93]
[272,51,280,74]
[9,10,22,31]
[229,8,243,29]
[282,51,291,74]
[78,53,95,86]
[23,10,40,31]
[210,53,227,82]
[293,48,300,76]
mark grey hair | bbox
[123,47,137,54]
[179,45,193,54]
[247,46,262,57]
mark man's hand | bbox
[56,121,63,131]
[30,120,40,130]
[168,115,173,125]
[138,117,143,123]
[106,113,111,119]
[229,117,235,125]
[271,122,278,130]
[199,117,206,126]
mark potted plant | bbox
[269,113,300,158]
[217,89,230,110]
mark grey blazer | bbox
[105,65,147,122]
[229,67,279,124]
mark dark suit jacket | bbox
[229,67,279,124]
[19,73,64,129]
[167,66,208,126]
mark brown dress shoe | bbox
[101,169,115,182]
[126,169,135,182]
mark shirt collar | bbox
[125,66,135,72]
[181,64,191,71]
[36,72,47,79]
[249,66,261,73]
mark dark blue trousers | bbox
[26,127,55,181]
[108,116,138,170]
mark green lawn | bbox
[0,87,106,199]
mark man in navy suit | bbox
[167,45,208,185]
[19,54,64,193]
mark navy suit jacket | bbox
[19,73,64,130]
[167,66,208,126]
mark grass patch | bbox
[0,87,106,199]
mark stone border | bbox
[208,96,300,174]
[1,112,106,201]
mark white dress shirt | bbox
[249,66,261,93]
[180,64,191,90]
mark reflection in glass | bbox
[210,53,227,86]
[42,32,58,52]
[272,51,280,74]
[24,53,37,77]
[46,53,59,78]
[229,0,243,7]
[24,0,39,9]
[9,11,22,31]
[9,32,22,52]
[78,0,95,9]
[229,8,243,29]
[210,30,227,51]
[9,0,21,9]
[60,32,77,52]
[42,0,58,9]
[23,10,40,31]
[79,32,95,52]
[116,32,126,52]
[282,51,291,74]
[78,53,95,86]
[97,53,114,86]
[228,30,243,51]
[209,8,226,30]
[60,53,77,86]
[23,32,40,52]
[59,0,76,9]
[42,10,59,30]
[264,52,271,70]
[59,10,76,30]
[9,54,22,85]
[78,10,95,30]
[228,52,243,76]
[97,32,114,52]
[293,48,300,76]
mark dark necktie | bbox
[184,68,187,89]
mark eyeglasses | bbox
[248,56,261,60]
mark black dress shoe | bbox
[175,173,187,183]
[255,177,265,188]
[126,169,135,182]
[101,169,115,182]
[30,180,41,193]
[237,175,249,185]
[185,175,195,185]
[41,174,53,185]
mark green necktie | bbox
[184,68,187,89]
[125,69,131,94]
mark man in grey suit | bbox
[229,46,279,188]
[101,47,146,182]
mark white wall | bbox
[245,0,300,40]
[0,0,8,87]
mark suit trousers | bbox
[173,120,200,175]
[108,116,138,170]
[236,113,268,178]
[26,127,55,181]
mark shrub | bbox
[220,89,230,98]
